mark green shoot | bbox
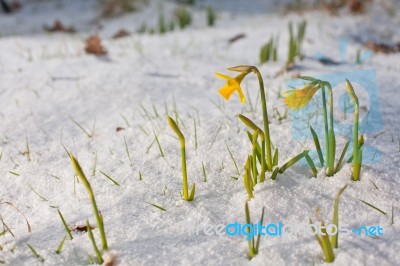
[176,6,192,29]
[345,80,362,181]
[27,244,44,262]
[139,171,143,181]
[28,184,48,201]
[69,116,93,138]
[86,220,103,264]
[68,153,108,250]
[57,209,73,240]
[0,217,14,237]
[243,156,254,199]
[225,141,240,176]
[158,12,166,34]
[167,116,195,201]
[244,202,265,260]
[310,126,324,167]
[272,148,278,167]
[359,200,387,215]
[24,136,31,161]
[304,152,318,177]
[207,6,216,27]
[56,236,67,254]
[124,137,133,167]
[334,140,349,174]
[208,123,222,150]
[139,125,149,136]
[251,131,259,184]
[119,112,131,127]
[278,150,305,174]
[201,161,207,182]
[153,130,165,157]
[287,20,307,65]
[310,209,335,263]
[369,179,379,190]
[260,36,278,64]
[391,203,394,225]
[99,170,120,186]
[270,167,279,180]
[145,202,166,211]
[331,185,347,248]
[92,151,97,176]
[347,135,364,163]
[194,118,198,150]
[9,171,20,176]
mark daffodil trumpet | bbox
[216,65,273,173]
[167,116,196,201]
[345,80,362,181]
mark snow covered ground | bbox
[0,0,400,265]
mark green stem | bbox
[320,84,330,175]
[252,131,259,184]
[345,80,361,181]
[253,68,273,171]
[352,101,360,180]
[324,82,335,176]
[181,143,189,200]
[260,139,266,182]
[167,116,191,200]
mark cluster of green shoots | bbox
[287,20,307,66]
[310,185,347,263]
[244,202,265,260]
[216,65,318,198]
[138,6,192,34]
[260,35,278,64]
[139,5,216,34]
[259,20,306,66]
[285,77,363,180]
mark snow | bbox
[0,0,399,265]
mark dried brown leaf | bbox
[70,224,95,233]
[44,20,76,33]
[85,35,107,55]
[112,29,130,39]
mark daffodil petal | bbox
[283,84,319,109]
[215,72,231,80]
[237,86,246,103]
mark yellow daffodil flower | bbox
[283,84,319,109]
[215,72,247,103]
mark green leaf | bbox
[334,140,349,172]
[278,151,306,174]
[359,199,386,215]
[331,185,347,248]
[310,126,324,167]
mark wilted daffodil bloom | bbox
[215,72,247,103]
[283,83,319,110]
